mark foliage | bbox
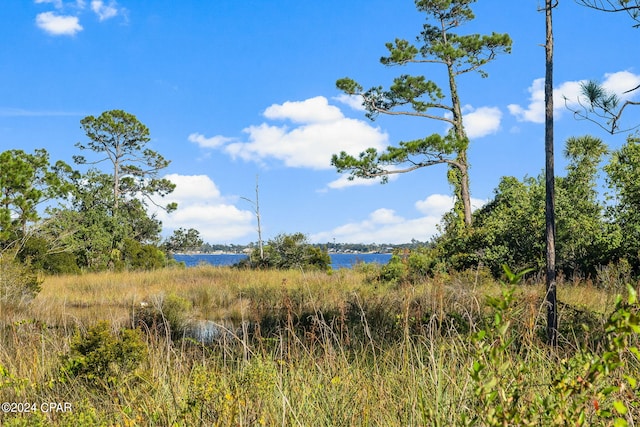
[133,293,193,340]
[568,80,640,134]
[0,250,41,308]
[15,236,80,274]
[605,136,640,273]
[333,0,511,229]
[116,238,166,271]
[59,321,147,389]
[75,110,176,213]
[162,227,203,254]
[465,278,640,426]
[377,247,444,284]
[0,149,71,243]
[577,0,640,27]
[434,135,619,279]
[240,232,331,270]
[47,168,165,271]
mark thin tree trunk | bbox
[458,152,473,227]
[447,62,473,228]
[255,176,264,261]
[545,0,558,346]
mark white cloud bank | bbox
[508,71,640,123]
[310,194,486,244]
[153,174,255,243]
[190,96,389,171]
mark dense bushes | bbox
[419,135,640,281]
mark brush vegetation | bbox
[0,263,638,426]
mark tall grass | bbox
[0,264,637,425]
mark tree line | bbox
[3,0,640,285]
[1,110,177,275]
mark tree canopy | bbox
[333,0,511,230]
[75,109,177,213]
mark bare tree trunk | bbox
[545,0,558,346]
[255,176,264,261]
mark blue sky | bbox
[1,1,639,244]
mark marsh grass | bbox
[0,264,637,425]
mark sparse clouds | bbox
[508,71,640,123]
[153,174,255,243]
[190,96,389,171]
[310,194,486,244]
[0,107,83,117]
[35,0,64,8]
[36,12,83,36]
[188,133,235,149]
[325,174,383,190]
[91,0,118,21]
[310,207,427,244]
[34,0,123,36]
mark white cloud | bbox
[310,194,486,244]
[326,175,381,190]
[191,96,389,170]
[462,105,502,138]
[188,133,235,149]
[508,78,546,123]
[91,0,118,21]
[333,94,366,111]
[36,12,83,36]
[415,194,486,216]
[509,71,640,123]
[444,104,503,139]
[414,194,455,217]
[152,174,255,243]
[264,96,343,123]
[35,0,63,8]
[601,71,640,101]
[311,207,442,244]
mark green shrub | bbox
[120,238,166,270]
[377,247,442,284]
[0,251,42,308]
[60,321,147,388]
[16,236,80,274]
[239,233,331,270]
[133,293,192,340]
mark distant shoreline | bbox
[172,251,394,256]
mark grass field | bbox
[0,264,638,426]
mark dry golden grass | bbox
[31,265,372,328]
[31,264,621,331]
[0,265,638,425]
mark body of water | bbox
[172,253,392,269]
